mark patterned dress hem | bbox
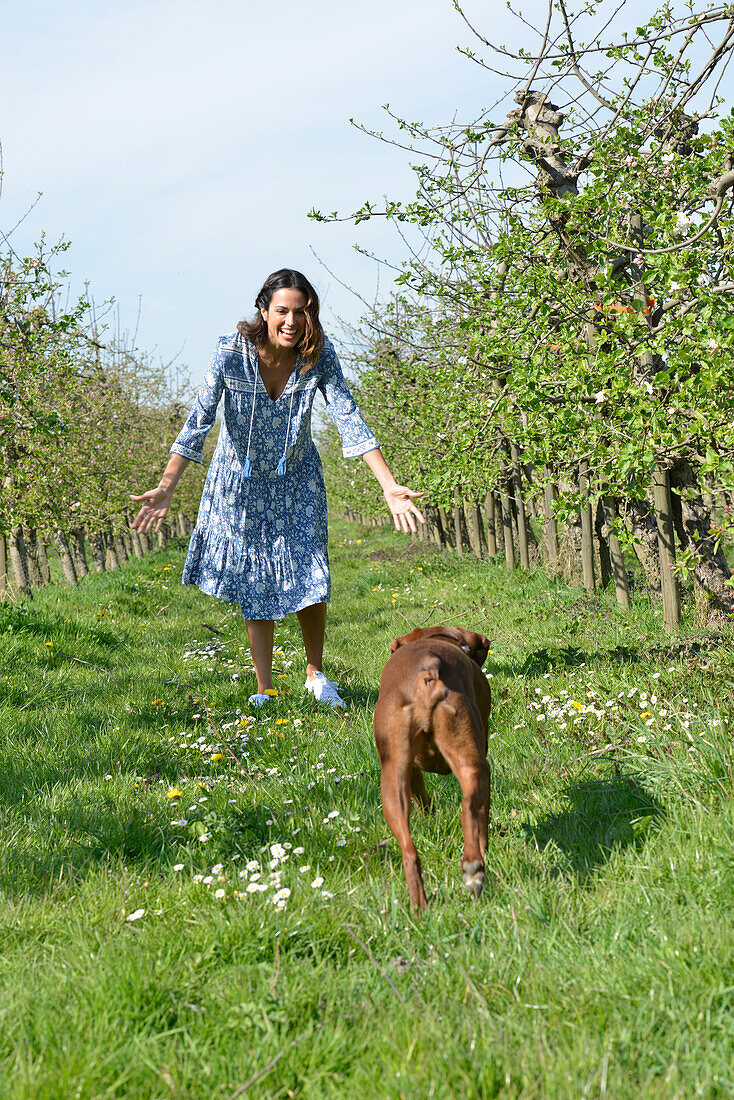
[182,573,331,619]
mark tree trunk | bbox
[484,492,497,557]
[129,523,144,559]
[543,476,559,571]
[105,531,120,571]
[601,496,630,610]
[494,492,505,559]
[464,500,484,559]
[0,534,8,599]
[669,458,732,618]
[113,528,129,564]
[652,466,681,631]
[70,527,89,578]
[438,506,453,550]
[510,443,530,570]
[89,529,106,573]
[36,539,51,585]
[176,512,188,537]
[24,528,44,588]
[9,525,33,597]
[524,505,541,565]
[425,505,444,548]
[55,530,78,587]
[621,497,662,594]
[452,489,464,555]
[594,499,613,589]
[579,460,596,593]
[499,482,515,571]
[432,506,446,548]
[558,510,583,586]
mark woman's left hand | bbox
[383,485,426,534]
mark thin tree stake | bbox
[200,698,247,772]
[345,924,406,1003]
[54,653,117,681]
[228,1024,324,1098]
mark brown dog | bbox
[373,626,492,911]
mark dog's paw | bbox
[461,860,486,899]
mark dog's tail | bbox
[411,658,456,732]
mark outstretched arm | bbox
[130,453,190,534]
[130,337,226,534]
[361,448,425,535]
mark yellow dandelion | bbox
[275,718,288,725]
[166,787,182,799]
[44,642,53,647]
[263,688,278,697]
[210,753,225,762]
[150,699,164,706]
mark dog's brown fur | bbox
[373,626,492,910]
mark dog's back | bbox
[375,639,490,760]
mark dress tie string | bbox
[242,360,297,478]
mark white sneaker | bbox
[248,692,271,707]
[305,671,346,708]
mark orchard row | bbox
[0,242,210,596]
[315,2,734,628]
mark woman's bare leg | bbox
[245,619,275,692]
[296,602,327,680]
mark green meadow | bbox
[1,517,733,1099]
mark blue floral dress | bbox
[171,331,378,619]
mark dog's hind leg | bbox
[478,761,491,859]
[433,709,490,900]
[379,754,428,912]
[457,759,490,898]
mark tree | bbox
[313,0,734,624]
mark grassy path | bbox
[1,517,733,1099]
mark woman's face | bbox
[261,288,308,352]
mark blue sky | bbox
[1,0,512,387]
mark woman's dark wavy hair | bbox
[238,269,324,369]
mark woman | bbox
[131,269,424,708]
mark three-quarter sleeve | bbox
[170,338,226,463]
[317,337,379,458]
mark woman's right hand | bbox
[130,486,174,534]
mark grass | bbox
[0,517,733,1098]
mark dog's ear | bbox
[453,628,491,667]
[389,629,421,654]
[473,633,491,667]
